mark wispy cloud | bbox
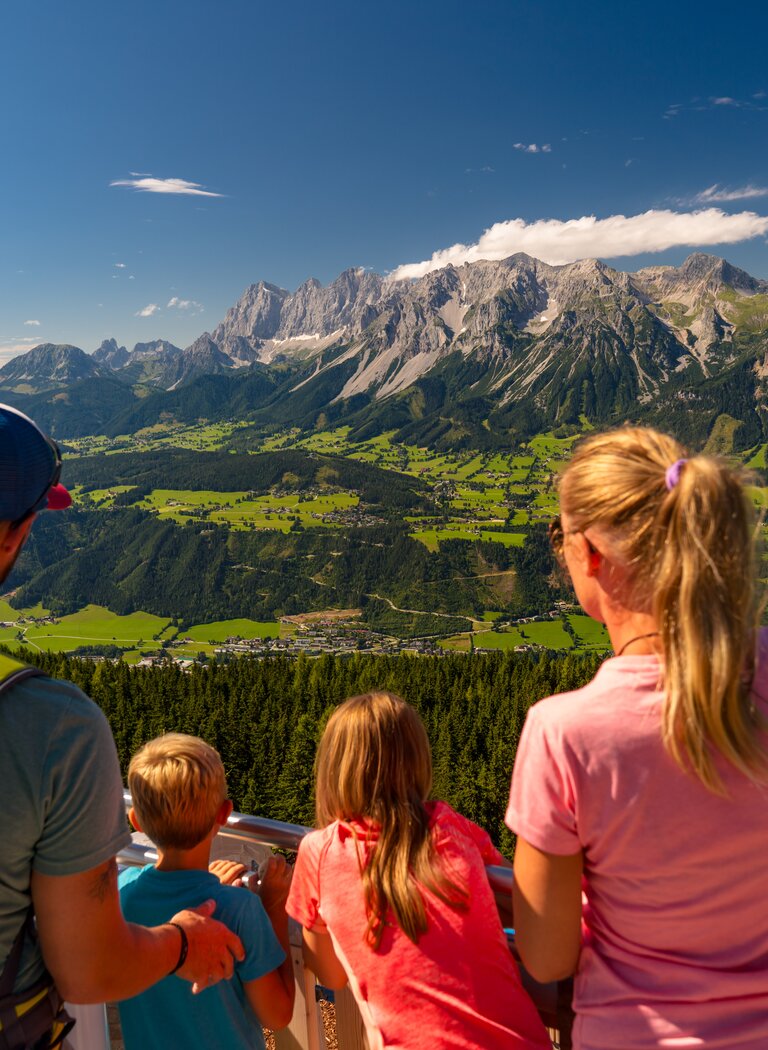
[688,184,768,204]
[0,338,42,365]
[136,303,160,317]
[665,94,768,118]
[111,175,224,197]
[114,262,126,268]
[24,319,41,326]
[390,208,768,279]
[167,297,203,313]
[513,143,551,154]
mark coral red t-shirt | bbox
[287,801,549,1050]
[507,647,768,1050]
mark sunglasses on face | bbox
[548,515,566,565]
[549,514,604,568]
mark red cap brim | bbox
[46,483,72,511]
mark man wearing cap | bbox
[0,404,244,1047]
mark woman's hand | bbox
[257,855,293,912]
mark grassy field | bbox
[0,605,173,654]
[440,613,612,654]
[181,619,281,643]
[135,488,359,531]
[568,614,611,649]
[65,421,253,457]
[411,527,525,552]
[0,602,287,658]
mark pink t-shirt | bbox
[286,801,549,1050]
[507,648,768,1050]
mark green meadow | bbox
[0,603,285,659]
[411,528,525,552]
[135,489,359,531]
[0,605,173,654]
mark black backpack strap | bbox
[0,910,74,1050]
[0,658,72,1050]
[0,911,33,999]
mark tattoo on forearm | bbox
[88,859,117,903]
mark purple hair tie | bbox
[665,458,688,491]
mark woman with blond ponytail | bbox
[507,426,768,1050]
[286,692,550,1050]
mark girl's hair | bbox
[559,426,764,793]
[315,691,468,948]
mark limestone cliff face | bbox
[5,255,768,432]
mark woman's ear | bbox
[570,531,596,576]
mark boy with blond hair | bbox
[118,733,294,1050]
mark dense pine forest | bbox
[15,647,601,855]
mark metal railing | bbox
[114,793,572,1050]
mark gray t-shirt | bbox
[0,673,131,993]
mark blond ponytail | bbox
[560,427,765,792]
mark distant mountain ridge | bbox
[4,252,768,447]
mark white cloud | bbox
[167,297,203,312]
[665,94,767,119]
[23,319,40,326]
[513,143,551,154]
[114,262,126,268]
[111,175,224,197]
[167,296,203,310]
[0,339,41,364]
[390,207,768,280]
[689,184,768,204]
[136,303,160,317]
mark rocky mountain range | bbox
[3,252,768,448]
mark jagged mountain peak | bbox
[131,339,183,357]
[0,342,106,392]
[636,252,767,295]
[93,337,129,368]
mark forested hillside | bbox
[14,506,564,626]
[18,647,601,853]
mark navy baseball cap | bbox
[0,403,72,523]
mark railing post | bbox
[333,986,367,1050]
[274,920,325,1050]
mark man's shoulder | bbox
[6,671,100,717]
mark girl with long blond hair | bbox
[286,691,550,1050]
[507,425,768,1050]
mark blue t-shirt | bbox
[118,866,285,1050]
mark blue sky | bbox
[2,0,767,359]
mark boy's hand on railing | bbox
[209,859,248,886]
[169,899,245,994]
[254,855,293,915]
